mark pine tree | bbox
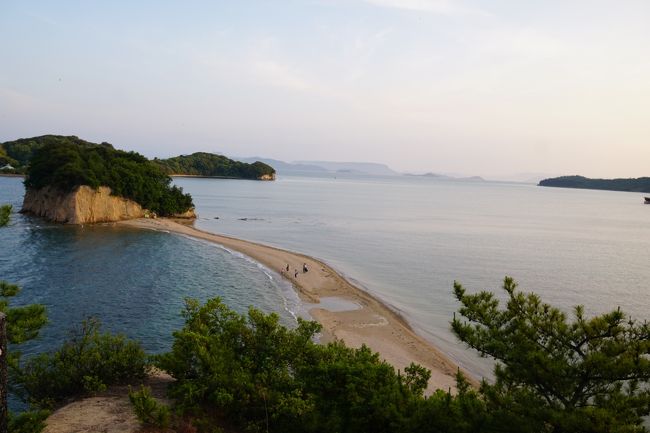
[452,277,650,432]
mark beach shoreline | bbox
[118,217,467,392]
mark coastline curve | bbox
[118,217,469,392]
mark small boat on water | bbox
[645,197,650,204]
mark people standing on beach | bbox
[303,263,308,273]
[294,270,298,278]
[286,264,290,272]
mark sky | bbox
[1,0,649,178]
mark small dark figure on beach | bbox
[286,264,290,272]
[303,263,308,273]
[294,270,299,278]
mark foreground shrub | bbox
[16,318,148,408]
[129,385,171,429]
[0,204,11,226]
[158,298,440,433]
[452,277,650,433]
[7,410,49,433]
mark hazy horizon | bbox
[2,1,649,178]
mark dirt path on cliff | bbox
[43,372,172,433]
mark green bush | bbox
[158,298,436,433]
[128,385,171,429]
[16,318,148,408]
[452,277,650,432]
[8,410,50,433]
[0,204,11,227]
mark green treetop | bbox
[452,277,650,432]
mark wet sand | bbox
[119,217,464,391]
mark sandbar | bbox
[119,217,465,392]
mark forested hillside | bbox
[539,175,650,193]
[154,152,275,180]
[23,135,193,216]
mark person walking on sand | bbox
[294,270,299,278]
[303,263,308,273]
[286,264,290,272]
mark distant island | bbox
[0,136,49,174]
[236,157,398,176]
[154,152,275,180]
[405,172,485,182]
[538,175,650,193]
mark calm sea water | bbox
[0,177,301,361]
[176,174,650,378]
[2,174,649,383]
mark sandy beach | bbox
[119,217,464,392]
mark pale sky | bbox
[1,1,649,178]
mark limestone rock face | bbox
[259,173,276,181]
[171,208,197,219]
[21,185,145,224]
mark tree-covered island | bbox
[539,175,650,193]
[153,152,276,180]
[21,135,194,217]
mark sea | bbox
[1,174,649,388]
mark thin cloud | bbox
[253,60,314,92]
[361,0,488,16]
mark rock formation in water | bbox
[21,186,146,224]
[170,207,198,219]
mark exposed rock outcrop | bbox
[171,208,197,219]
[21,185,145,224]
[259,173,275,181]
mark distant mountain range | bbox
[236,157,399,176]
[293,160,399,176]
[235,157,489,182]
[404,172,485,182]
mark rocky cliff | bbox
[22,185,146,224]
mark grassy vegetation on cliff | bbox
[23,135,193,216]
[153,152,276,179]
[539,175,650,193]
